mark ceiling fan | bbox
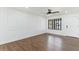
[47,9,59,15]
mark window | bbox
[48,18,62,30]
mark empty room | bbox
[0,7,79,51]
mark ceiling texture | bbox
[14,7,79,17]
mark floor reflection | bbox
[47,35,63,50]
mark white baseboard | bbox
[0,31,45,45]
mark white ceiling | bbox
[14,7,79,17]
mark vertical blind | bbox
[48,18,62,30]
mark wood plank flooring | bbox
[0,33,79,51]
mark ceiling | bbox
[14,7,79,17]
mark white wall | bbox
[0,7,46,45]
[47,14,79,38]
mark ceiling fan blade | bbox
[47,9,52,14]
[52,11,59,13]
[48,9,51,12]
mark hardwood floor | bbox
[0,33,79,51]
